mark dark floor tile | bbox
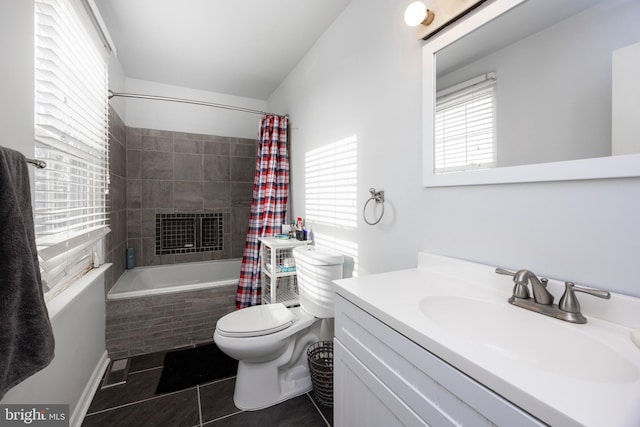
[129,351,167,373]
[84,346,330,427]
[82,388,200,427]
[204,394,328,427]
[199,378,240,423]
[102,359,128,387]
[308,392,333,426]
[87,368,164,413]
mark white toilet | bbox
[213,245,344,410]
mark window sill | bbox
[46,263,112,322]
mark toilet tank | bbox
[292,245,344,318]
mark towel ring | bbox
[363,188,385,226]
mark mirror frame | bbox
[422,0,640,187]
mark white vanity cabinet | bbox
[334,294,545,427]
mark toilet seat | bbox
[216,303,295,338]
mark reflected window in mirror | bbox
[435,72,496,173]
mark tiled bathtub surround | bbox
[106,284,237,359]
[126,127,257,267]
[103,124,255,359]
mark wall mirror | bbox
[422,0,640,186]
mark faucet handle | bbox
[495,268,529,299]
[495,267,515,277]
[559,281,611,314]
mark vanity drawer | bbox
[334,294,546,427]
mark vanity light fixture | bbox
[404,1,435,27]
[407,0,488,40]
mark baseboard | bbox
[69,351,110,427]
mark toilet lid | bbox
[216,303,295,337]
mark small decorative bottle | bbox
[126,247,135,269]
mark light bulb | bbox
[404,2,428,27]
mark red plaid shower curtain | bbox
[236,115,289,308]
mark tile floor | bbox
[82,345,332,427]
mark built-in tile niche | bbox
[156,212,223,255]
[125,127,257,267]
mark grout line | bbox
[85,386,198,417]
[198,375,236,388]
[306,392,332,427]
[196,385,203,427]
[128,365,163,375]
[202,410,245,426]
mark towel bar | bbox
[26,158,46,169]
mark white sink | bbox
[419,295,639,384]
[335,253,640,426]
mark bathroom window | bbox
[33,0,109,296]
[435,73,497,173]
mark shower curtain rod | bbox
[108,90,287,118]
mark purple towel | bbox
[0,146,54,399]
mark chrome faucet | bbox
[495,268,610,324]
[510,269,554,305]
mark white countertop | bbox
[333,252,640,427]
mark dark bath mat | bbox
[155,343,238,394]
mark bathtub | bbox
[106,260,241,358]
[108,259,241,300]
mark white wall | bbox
[267,0,425,277]
[2,267,109,427]
[108,52,127,119]
[268,0,640,297]
[612,41,640,155]
[122,78,267,139]
[0,1,34,157]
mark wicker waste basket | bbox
[307,340,334,407]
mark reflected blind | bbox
[435,74,496,173]
[34,0,109,292]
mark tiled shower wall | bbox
[105,106,127,292]
[105,107,256,284]
[125,127,256,267]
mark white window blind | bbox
[34,0,109,294]
[435,73,497,173]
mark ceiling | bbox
[94,0,352,100]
